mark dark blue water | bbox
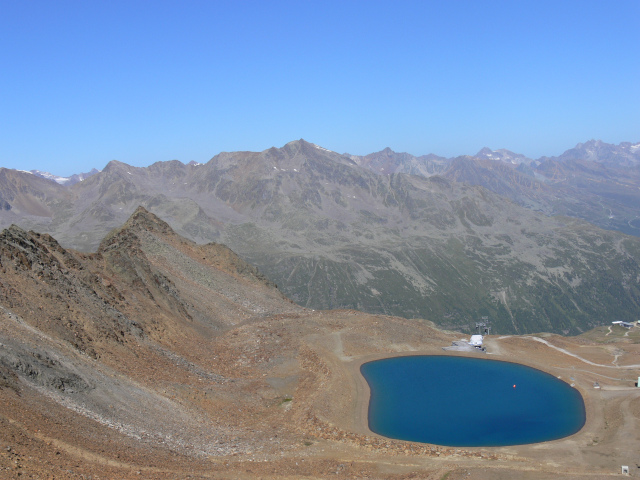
[360,355,585,447]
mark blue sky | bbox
[1,0,638,176]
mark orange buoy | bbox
[513,384,516,388]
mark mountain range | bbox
[1,139,639,335]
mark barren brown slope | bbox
[1,209,640,479]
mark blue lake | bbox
[360,355,585,447]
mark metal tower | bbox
[475,317,491,336]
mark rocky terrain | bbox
[0,209,640,478]
[1,140,640,335]
[353,140,640,237]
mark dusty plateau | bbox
[0,208,639,479]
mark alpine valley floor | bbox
[3,311,640,479]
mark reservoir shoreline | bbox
[345,343,595,449]
[360,355,586,446]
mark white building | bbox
[612,321,635,328]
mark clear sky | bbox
[1,0,638,176]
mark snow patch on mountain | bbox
[475,148,531,165]
[28,168,100,186]
[30,171,74,185]
[313,144,333,153]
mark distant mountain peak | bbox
[279,139,325,157]
[283,139,322,152]
[284,138,309,147]
[27,168,99,186]
[579,138,603,146]
[474,147,531,165]
[102,160,132,172]
[556,139,640,166]
[476,147,494,156]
